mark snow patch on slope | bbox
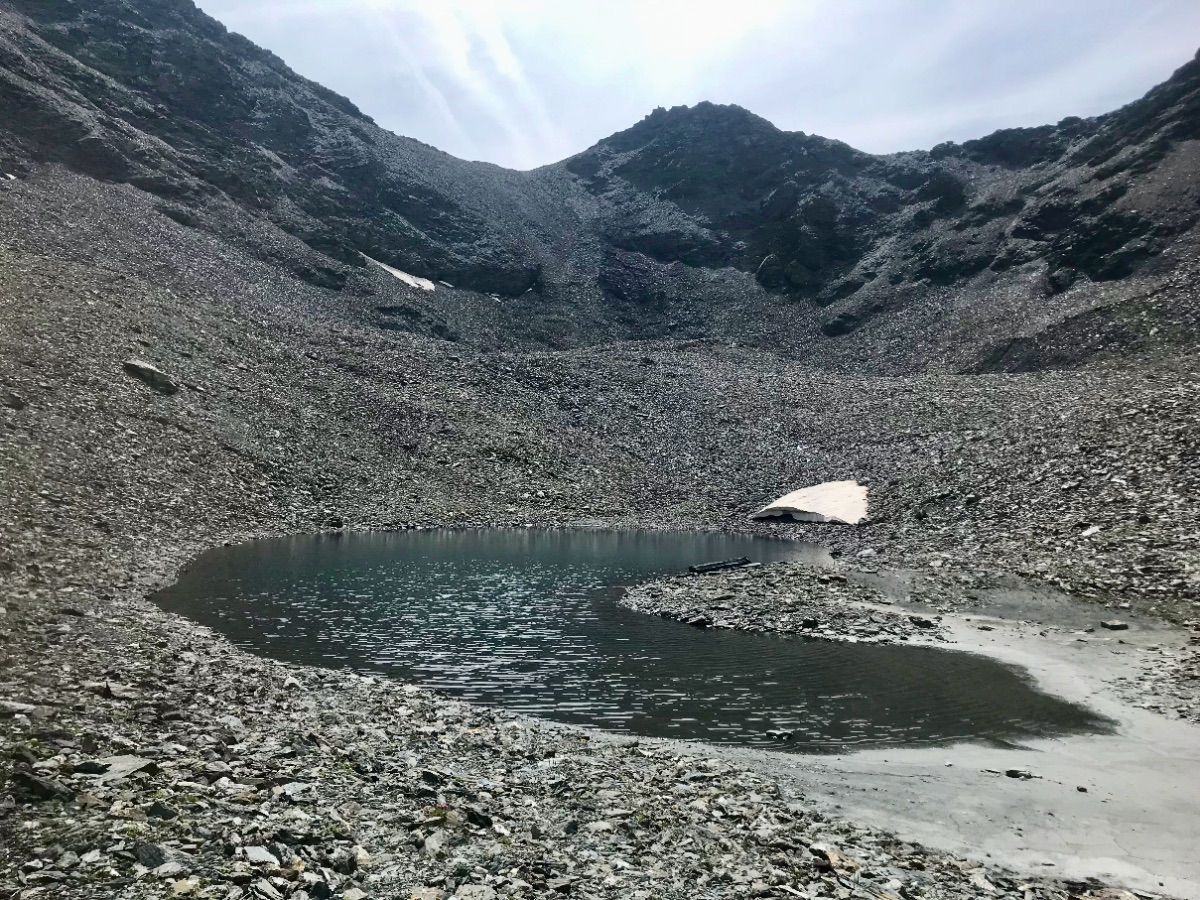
[750,480,868,525]
[359,253,435,292]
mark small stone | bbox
[133,842,173,869]
[104,681,140,700]
[96,755,157,782]
[809,844,861,873]
[242,846,280,867]
[11,768,72,802]
[149,799,179,819]
[1101,620,1129,631]
[123,358,180,394]
[422,831,447,855]
[970,872,997,893]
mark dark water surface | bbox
[155,528,1107,752]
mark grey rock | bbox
[251,879,284,900]
[10,768,72,802]
[133,841,173,869]
[242,846,280,867]
[95,754,157,782]
[148,799,179,819]
[122,358,180,395]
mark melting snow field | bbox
[359,253,435,291]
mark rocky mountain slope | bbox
[2,2,1200,898]
[1,0,1198,366]
[2,161,1198,900]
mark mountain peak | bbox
[592,101,784,156]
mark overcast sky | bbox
[196,0,1200,170]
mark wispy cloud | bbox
[197,0,1200,168]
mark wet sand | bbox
[653,607,1200,898]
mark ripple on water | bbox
[154,528,1108,752]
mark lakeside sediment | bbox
[2,517,1199,899]
[622,558,1200,897]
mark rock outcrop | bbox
[0,1,1197,367]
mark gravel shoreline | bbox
[0,526,1184,900]
[622,563,950,644]
[621,558,1200,724]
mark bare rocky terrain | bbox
[1,1,1199,897]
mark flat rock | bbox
[122,358,179,395]
[452,887,496,900]
[242,846,281,867]
[95,754,157,782]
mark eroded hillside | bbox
[0,0,1197,366]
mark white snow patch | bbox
[750,480,869,525]
[359,253,435,292]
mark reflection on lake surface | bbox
[155,528,1107,752]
